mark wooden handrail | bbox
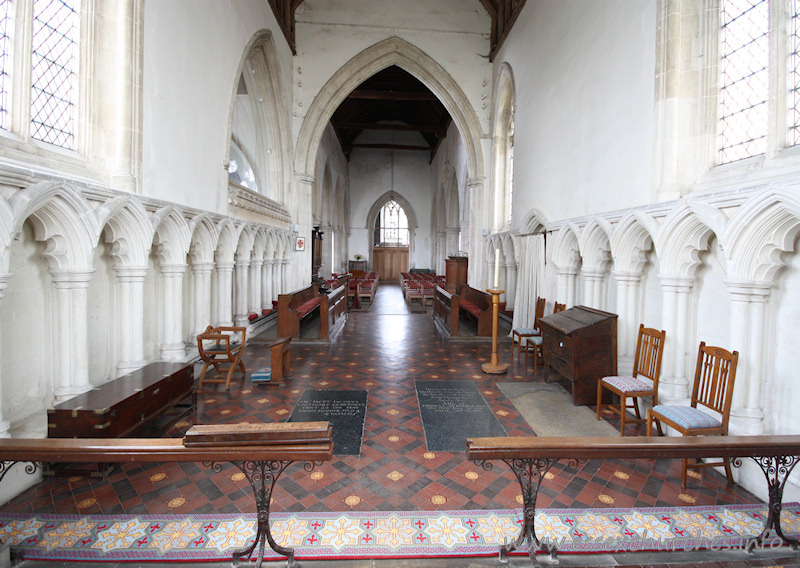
[466,434,800,565]
[0,437,333,464]
[466,434,800,460]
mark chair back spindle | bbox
[691,342,738,431]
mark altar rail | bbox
[0,425,333,568]
[466,435,800,565]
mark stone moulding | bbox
[228,184,292,224]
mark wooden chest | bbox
[48,362,194,439]
[538,306,617,406]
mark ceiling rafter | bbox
[269,1,526,62]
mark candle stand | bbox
[481,288,508,375]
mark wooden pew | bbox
[320,283,348,340]
[433,285,459,337]
[466,435,800,563]
[458,285,492,336]
[0,422,333,568]
[277,285,323,338]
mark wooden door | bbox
[372,247,408,281]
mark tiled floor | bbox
[1,283,788,567]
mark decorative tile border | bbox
[0,504,796,562]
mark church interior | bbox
[1,0,800,566]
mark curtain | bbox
[510,234,546,332]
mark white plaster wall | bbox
[293,0,492,146]
[142,0,292,213]
[494,0,657,225]
[693,240,732,351]
[771,246,800,436]
[87,243,115,384]
[430,123,470,267]
[640,252,662,330]
[2,223,52,426]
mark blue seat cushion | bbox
[513,328,539,336]
[601,375,654,393]
[650,405,721,429]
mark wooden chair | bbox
[197,326,247,389]
[511,297,545,360]
[523,301,566,370]
[646,342,739,487]
[596,325,666,436]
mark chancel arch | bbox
[294,36,485,282]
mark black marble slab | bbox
[288,389,368,456]
[415,380,507,453]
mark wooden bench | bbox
[320,283,348,340]
[466,435,800,563]
[267,336,292,384]
[458,285,492,336]
[0,422,333,567]
[278,285,323,338]
[433,285,460,336]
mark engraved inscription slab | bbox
[288,389,368,456]
[415,380,507,453]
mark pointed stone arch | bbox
[10,182,99,272]
[151,207,191,266]
[579,220,613,273]
[520,208,547,236]
[97,197,154,269]
[656,203,719,279]
[723,188,800,283]
[188,214,219,265]
[611,213,657,275]
[295,37,484,185]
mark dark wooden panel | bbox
[539,306,617,406]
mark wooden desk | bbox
[538,306,617,405]
[47,362,195,439]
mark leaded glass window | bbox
[30,0,79,149]
[718,0,769,164]
[374,199,409,247]
[790,0,800,146]
[228,141,258,192]
[0,0,11,130]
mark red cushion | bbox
[297,296,321,317]
[460,299,480,317]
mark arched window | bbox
[492,64,515,231]
[228,140,258,192]
[374,199,409,246]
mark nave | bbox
[0,284,778,567]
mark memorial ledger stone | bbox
[288,389,367,455]
[415,380,506,452]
